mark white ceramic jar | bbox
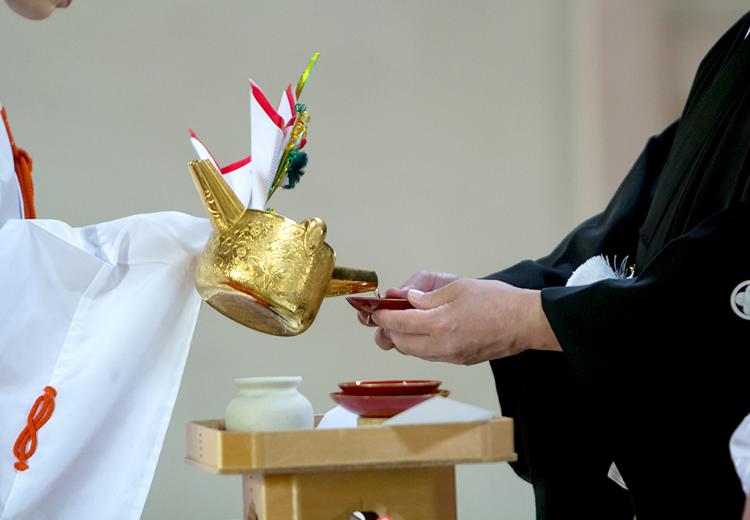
[225,376,314,432]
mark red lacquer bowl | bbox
[346,297,414,314]
[330,390,450,418]
[338,380,442,396]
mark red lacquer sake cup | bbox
[338,380,442,396]
[330,390,450,418]
[345,297,414,314]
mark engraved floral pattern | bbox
[197,210,334,334]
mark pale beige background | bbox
[0,1,747,518]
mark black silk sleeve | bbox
[542,198,750,395]
[483,120,679,289]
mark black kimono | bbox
[487,12,750,520]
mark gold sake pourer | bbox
[189,159,378,336]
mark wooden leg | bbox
[242,466,457,520]
[243,473,260,520]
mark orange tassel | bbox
[1,107,36,219]
[13,386,57,471]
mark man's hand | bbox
[356,271,458,327]
[369,278,561,365]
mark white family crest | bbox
[731,281,750,320]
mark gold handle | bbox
[325,267,378,297]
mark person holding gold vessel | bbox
[1,2,213,519]
[359,11,750,520]
[1,2,368,520]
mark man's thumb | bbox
[408,283,456,310]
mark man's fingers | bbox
[401,271,433,291]
[385,271,460,300]
[371,308,437,334]
[375,328,395,350]
[408,281,462,310]
[395,271,441,295]
[389,331,437,359]
[384,287,409,299]
[357,311,377,327]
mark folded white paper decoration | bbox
[189,81,297,211]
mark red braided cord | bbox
[13,386,57,471]
[1,106,36,218]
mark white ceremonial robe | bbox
[0,107,211,519]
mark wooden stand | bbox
[186,417,515,520]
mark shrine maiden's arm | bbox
[0,102,210,520]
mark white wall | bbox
[0,0,644,518]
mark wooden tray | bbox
[186,417,516,475]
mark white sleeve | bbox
[731,413,750,494]
[0,212,210,520]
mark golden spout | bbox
[188,159,245,233]
[326,267,379,297]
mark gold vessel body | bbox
[189,159,377,336]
